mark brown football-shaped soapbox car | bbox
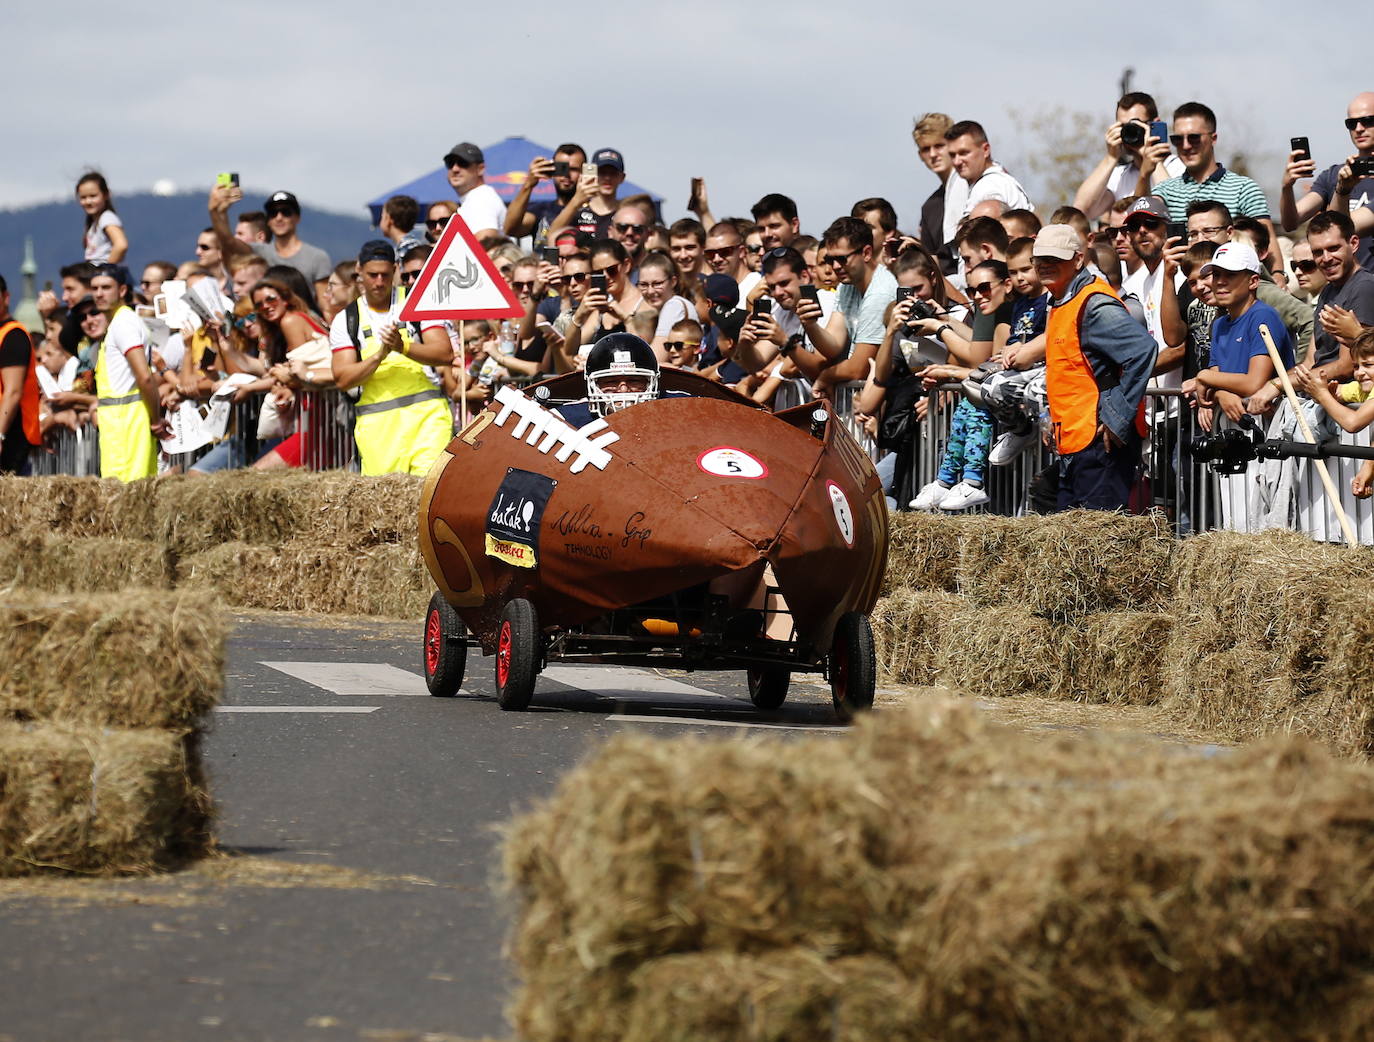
[417,369,888,719]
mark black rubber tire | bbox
[423,592,467,698]
[830,612,876,722]
[495,598,541,711]
[747,668,791,711]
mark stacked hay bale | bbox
[0,590,223,874]
[504,701,1374,1041]
[1163,530,1374,755]
[877,511,1175,703]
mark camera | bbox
[1190,415,1263,473]
[1353,157,1374,178]
[1120,121,1146,148]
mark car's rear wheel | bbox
[830,612,875,722]
[747,667,790,710]
[424,592,466,698]
[496,598,541,711]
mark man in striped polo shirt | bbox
[1139,102,1273,244]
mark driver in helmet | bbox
[555,332,684,427]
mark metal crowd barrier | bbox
[28,423,101,476]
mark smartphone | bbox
[1167,221,1187,242]
[590,272,608,294]
[1290,137,1311,163]
[215,172,239,187]
[752,297,771,319]
[552,161,569,178]
[1149,120,1168,144]
[541,246,559,265]
[798,285,820,307]
[688,176,703,210]
[1353,156,1374,178]
[895,286,916,304]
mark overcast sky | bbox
[7,1,1371,234]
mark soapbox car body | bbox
[417,369,888,719]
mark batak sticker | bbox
[485,468,557,568]
[697,446,768,479]
[827,481,855,547]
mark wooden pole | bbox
[1258,323,1358,546]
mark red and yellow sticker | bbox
[485,533,537,568]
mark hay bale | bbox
[0,722,211,875]
[0,476,121,538]
[1058,611,1173,705]
[0,590,222,729]
[870,589,961,685]
[177,540,430,619]
[0,535,172,592]
[958,510,1174,620]
[503,701,1374,1042]
[306,472,423,548]
[936,602,1066,697]
[1302,585,1374,758]
[883,513,973,594]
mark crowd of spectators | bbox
[2,89,1373,525]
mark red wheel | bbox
[423,592,466,697]
[830,612,875,722]
[495,598,540,711]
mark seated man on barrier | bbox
[1031,225,1157,511]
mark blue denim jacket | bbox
[1053,270,1157,444]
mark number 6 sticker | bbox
[697,446,768,479]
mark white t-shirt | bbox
[101,309,149,395]
[458,183,507,236]
[1121,260,1186,390]
[652,295,694,339]
[737,271,762,307]
[942,164,1034,243]
[84,210,123,262]
[1104,154,1186,204]
[329,298,445,351]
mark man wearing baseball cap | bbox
[1189,241,1295,423]
[550,147,626,240]
[444,141,506,246]
[208,185,333,304]
[1120,195,1186,381]
[1033,224,1157,510]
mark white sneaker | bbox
[938,481,989,510]
[909,480,951,511]
[988,429,1036,466]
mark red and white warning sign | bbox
[398,212,522,323]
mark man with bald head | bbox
[1280,92,1374,272]
[1032,225,1156,511]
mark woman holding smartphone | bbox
[561,240,646,363]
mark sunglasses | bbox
[968,281,1001,296]
[233,313,258,329]
[265,208,294,219]
[663,341,701,350]
[446,157,474,169]
[400,269,422,284]
[194,242,214,252]
[1169,133,1209,148]
[140,279,158,288]
[745,244,764,254]
[613,222,645,234]
[592,265,619,276]
[1291,258,1318,273]
[765,246,791,259]
[255,294,283,306]
[564,271,590,283]
[511,280,536,291]
[1131,218,1166,232]
[1187,226,1229,241]
[704,245,740,260]
[823,249,859,267]
[426,216,451,230]
[1345,116,1374,131]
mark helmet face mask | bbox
[584,334,660,416]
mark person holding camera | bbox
[1280,94,1374,273]
[1073,92,1184,221]
[505,144,586,241]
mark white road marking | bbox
[261,662,428,697]
[216,706,380,714]
[542,664,732,703]
[606,714,846,733]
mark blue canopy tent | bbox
[365,135,663,227]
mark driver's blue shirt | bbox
[553,389,690,429]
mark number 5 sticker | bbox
[697,446,768,479]
[827,481,855,547]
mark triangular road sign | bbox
[398,211,522,322]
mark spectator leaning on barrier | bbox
[1033,225,1156,511]
[1281,92,1374,273]
[813,216,898,395]
[941,120,1034,255]
[1120,196,1186,383]
[209,185,333,305]
[1188,242,1296,431]
[0,276,42,474]
[90,264,167,482]
[1074,91,1184,221]
[330,241,455,476]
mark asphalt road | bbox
[0,611,849,1042]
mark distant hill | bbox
[0,191,377,291]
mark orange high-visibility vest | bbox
[0,319,43,445]
[1045,278,1146,455]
